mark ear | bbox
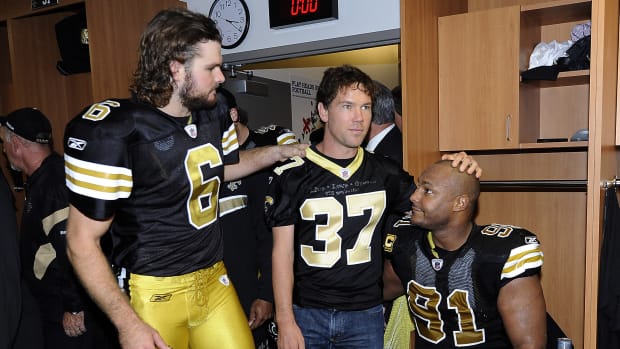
[169,60,185,84]
[453,194,470,212]
[318,102,329,123]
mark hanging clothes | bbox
[598,186,620,349]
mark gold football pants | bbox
[129,261,254,349]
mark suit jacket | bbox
[373,126,403,167]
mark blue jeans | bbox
[293,304,384,349]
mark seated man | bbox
[383,160,547,349]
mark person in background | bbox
[267,64,481,349]
[1,107,117,349]
[365,80,403,167]
[368,80,411,349]
[63,8,306,349]
[383,160,547,349]
[390,85,403,132]
[0,166,22,349]
[217,87,296,349]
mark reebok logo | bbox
[67,137,87,151]
[150,293,172,302]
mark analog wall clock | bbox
[208,0,250,49]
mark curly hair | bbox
[130,8,222,107]
[315,65,375,110]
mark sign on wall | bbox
[290,76,320,144]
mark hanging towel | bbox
[598,186,620,349]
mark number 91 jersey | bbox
[63,99,239,276]
[384,218,544,349]
[265,146,415,310]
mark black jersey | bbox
[266,146,414,310]
[219,125,296,315]
[64,99,239,276]
[20,153,93,320]
[383,216,544,349]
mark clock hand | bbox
[224,18,243,32]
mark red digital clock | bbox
[269,0,338,29]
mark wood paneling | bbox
[438,6,521,150]
[86,0,184,101]
[0,0,186,224]
[584,0,619,347]
[401,0,467,178]
[7,13,72,152]
[473,151,587,180]
[476,191,586,347]
[401,0,620,348]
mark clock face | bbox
[209,0,250,49]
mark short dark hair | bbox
[371,80,395,125]
[316,65,375,110]
[130,8,222,107]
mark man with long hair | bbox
[63,8,305,349]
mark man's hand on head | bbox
[442,152,482,178]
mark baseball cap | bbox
[0,108,52,144]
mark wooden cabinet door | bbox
[438,6,520,150]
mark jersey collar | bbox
[306,147,364,181]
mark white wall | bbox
[187,0,400,54]
[252,64,400,87]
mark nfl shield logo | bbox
[184,124,197,138]
[340,168,350,179]
[432,258,444,271]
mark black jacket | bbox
[373,126,403,167]
[20,153,89,320]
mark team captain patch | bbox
[384,233,397,253]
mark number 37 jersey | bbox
[384,219,544,349]
[63,99,239,276]
[265,146,414,310]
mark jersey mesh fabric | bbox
[384,218,543,349]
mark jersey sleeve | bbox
[220,112,240,165]
[64,99,134,220]
[252,125,298,146]
[383,212,412,259]
[482,224,544,287]
[500,229,543,286]
[380,156,416,214]
[264,157,305,228]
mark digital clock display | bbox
[269,0,338,29]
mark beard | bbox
[179,72,217,111]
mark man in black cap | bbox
[0,107,118,349]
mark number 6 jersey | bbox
[64,98,239,277]
[383,217,544,349]
[265,145,415,310]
